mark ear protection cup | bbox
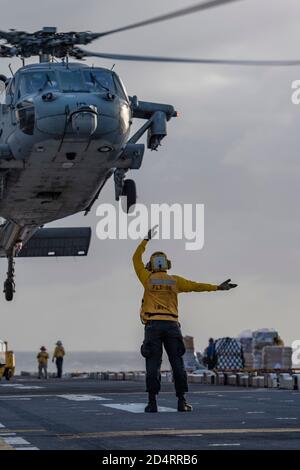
[146,252,171,272]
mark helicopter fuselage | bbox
[0,62,135,252]
[0,59,175,300]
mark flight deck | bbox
[0,377,300,450]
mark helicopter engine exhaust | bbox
[70,105,98,137]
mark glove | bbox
[145,225,158,241]
[218,278,238,291]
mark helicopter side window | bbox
[7,78,15,96]
[19,71,58,98]
[16,100,35,135]
[59,70,86,92]
[113,74,128,102]
[4,77,15,105]
[83,69,116,94]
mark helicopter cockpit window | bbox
[83,69,116,94]
[113,74,128,102]
[19,71,58,98]
[59,70,86,92]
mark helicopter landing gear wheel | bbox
[121,179,136,213]
[3,256,15,302]
[4,279,14,302]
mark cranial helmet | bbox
[146,252,171,272]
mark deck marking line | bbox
[102,403,176,413]
[59,427,300,440]
[58,394,110,402]
[0,384,43,389]
[4,437,31,446]
[209,443,241,447]
[0,398,32,401]
[276,417,297,420]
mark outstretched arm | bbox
[174,275,219,293]
[174,276,238,293]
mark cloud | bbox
[0,0,299,351]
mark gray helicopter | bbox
[0,0,299,301]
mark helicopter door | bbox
[5,77,17,126]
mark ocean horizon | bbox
[14,350,171,374]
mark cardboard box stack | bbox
[252,329,278,369]
[263,346,292,370]
[238,330,254,368]
[183,336,202,372]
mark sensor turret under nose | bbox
[71,105,98,136]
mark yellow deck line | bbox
[5,429,45,433]
[60,427,300,440]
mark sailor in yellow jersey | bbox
[37,346,49,379]
[52,341,65,378]
[133,226,238,413]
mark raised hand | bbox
[218,278,238,291]
[145,225,159,241]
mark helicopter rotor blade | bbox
[75,49,300,67]
[0,45,18,58]
[0,29,28,43]
[93,0,243,39]
[0,31,12,41]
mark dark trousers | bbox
[141,320,188,397]
[56,357,63,378]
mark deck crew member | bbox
[37,346,49,379]
[133,226,237,413]
[52,341,65,378]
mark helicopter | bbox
[0,0,299,301]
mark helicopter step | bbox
[1,224,92,301]
[17,227,92,258]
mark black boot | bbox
[145,394,158,413]
[177,396,193,412]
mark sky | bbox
[0,0,300,354]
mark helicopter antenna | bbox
[8,63,14,77]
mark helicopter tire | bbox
[122,179,137,213]
[4,279,14,302]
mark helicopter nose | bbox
[70,105,98,136]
